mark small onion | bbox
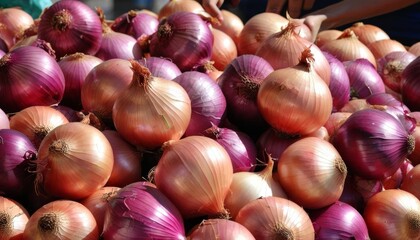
[401,56,420,111]
[331,108,415,179]
[235,197,315,239]
[149,11,213,72]
[158,0,206,20]
[347,22,390,46]
[187,219,255,240]
[277,137,347,209]
[23,200,99,240]
[103,181,186,240]
[137,56,182,80]
[0,46,65,113]
[0,7,34,49]
[154,136,233,218]
[0,196,29,240]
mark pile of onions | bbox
[158,0,205,20]
[23,200,99,240]
[0,108,9,129]
[35,122,114,200]
[0,196,29,239]
[235,197,315,239]
[257,48,332,136]
[0,46,65,113]
[112,60,191,150]
[111,10,159,39]
[0,7,34,49]
[0,129,37,197]
[212,9,244,47]
[154,136,233,218]
[149,11,213,72]
[331,108,415,180]
[58,52,103,110]
[9,106,69,148]
[37,0,102,59]
[210,28,238,70]
[256,22,331,84]
[137,56,182,80]
[277,137,347,209]
[224,153,287,219]
[401,56,420,111]
[203,124,257,173]
[173,71,226,136]
[347,22,390,46]
[103,181,186,239]
[187,219,255,239]
[81,58,133,124]
[364,189,420,239]
[308,201,369,239]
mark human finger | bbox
[202,0,225,21]
[265,0,287,14]
[303,0,316,10]
[288,0,304,18]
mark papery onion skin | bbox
[187,219,255,240]
[235,197,315,240]
[102,181,186,240]
[37,0,102,59]
[331,108,414,180]
[364,189,420,240]
[277,137,347,209]
[36,122,114,200]
[347,22,390,46]
[149,11,213,72]
[0,46,65,113]
[401,56,420,111]
[315,29,342,48]
[0,196,30,240]
[154,136,233,218]
[22,200,99,240]
[367,39,407,60]
[308,201,369,240]
[137,56,182,80]
[112,60,191,150]
[158,0,205,20]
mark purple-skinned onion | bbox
[111,10,159,39]
[137,56,182,80]
[401,56,420,111]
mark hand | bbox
[265,0,317,18]
[201,0,240,22]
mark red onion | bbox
[322,51,350,112]
[343,58,385,99]
[103,181,186,239]
[366,92,410,110]
[0,46,65,113]
[58,53,103,110]
[111,10,159,39]
[217,54,273,138]
[37,0,103,59]
[149,11,213,71]
[377,51,417,93]
[331,108,415,179]
[137,57,182,80]
[308,201,369,239]
[203,124,257,172]
[0,129,37,198]
[401,56,420,111]
[0,108,9,129]
[173,71,226,136]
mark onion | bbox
[320,29,376,68]
[409,124,420,165]
[103,181,186,239]
[343,58,385,99]
[58,52,103,110]
[323,112,352,138]
[217,54,273,138]
[347,22,390,46]
[0,129,37,197]
[364,189,420,239]
[257,48,333,136]
[187,219,255,239]
[377,51,417,93]
[315,29,342,48]
[36,122,114,200]
[80,186,120,233]
[210,28,237,71]
[235,197,315,239]
[212,9,244,47]
[9,106,69,148]
[158,0,206,20]
[23,200,99,240]
[401,164,420,199]
[81,58,133,125]
[0,196,29,240]
[322,51,350,112]
[256,22,331,84]
[401,56,420,111]
[154,136,233,218]
[277,137,347,209]
[137,56,182,80]
[308,201,369,239]
[203,124,257,173]
[0,108,9,129]
[149,11,213,72]
[0,46,65,113]
[111,10,159,39]
[409,42,420,56]
[367,39,407,60]
[224,153,287,219]
[0,7,34,49]
[173,71,226,137]
[112,60,191,150]
[340,98,371,113]
[331,108,415,179]
[102,130,141,187]
[383,158,413,189]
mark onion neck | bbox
[129,60,153,89]
[406,211,420,238]
[408,135,415,155]
[0,53,10,67]
[297,47,315,71]
[259,153,275,179]
[52,10,72,32]
[0,212,11,235]
[338,29,358,40]
[157,20,173,40]
[335,157,347,175]
[34,126,50,146]
[38,213,59,234]
[49,139,69,154]
[273,223,295,240]
[275,22,298,39]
